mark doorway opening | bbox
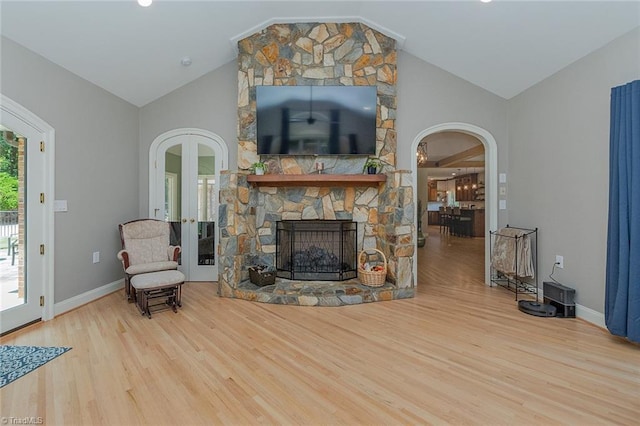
[0,94,55,335]
[411,123,498,288]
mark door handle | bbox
[190,218,195,223]
[182,218,187,223]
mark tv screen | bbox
[256,85,377,155]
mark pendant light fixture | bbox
[416,142,428,166]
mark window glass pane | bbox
[165,145,182,264]
[197,144,215,265]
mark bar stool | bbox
[439,206,451,234]
[450,207,460,236]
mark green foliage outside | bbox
[0,132,19,210]
[0,172,18,210]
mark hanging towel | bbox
[491,228,535,278]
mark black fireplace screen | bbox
[276,220,357,281]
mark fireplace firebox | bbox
[276,220,357,281]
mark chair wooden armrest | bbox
[169,245,181,262]
[117,249,131,269]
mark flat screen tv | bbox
[256,85,377,155]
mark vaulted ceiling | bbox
[1,1,638,107]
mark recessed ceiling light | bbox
[138,0,152,7]
[181,57,192,67]
[480,0,492,3]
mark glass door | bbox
[181,138,217,281]
[163,143,183,266]
[193,142,216,276]
[0,125,44,333]
[152,132,222,281]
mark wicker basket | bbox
[248,266,276,287]
[358,248,387,287]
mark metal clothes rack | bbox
[489,225,538,301]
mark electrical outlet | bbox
[555,255,564,269]
[93,251,100,264]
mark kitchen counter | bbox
[459,208,485,237]
[426,207,485,237]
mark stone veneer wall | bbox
[218,22,414,299]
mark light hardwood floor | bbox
[1,228,638,425]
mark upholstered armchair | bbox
[117,219,181,301]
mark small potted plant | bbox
[363,158,382,174]
[250,161,267,175]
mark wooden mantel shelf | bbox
[247,174,386,187]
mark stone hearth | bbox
[235,278,414,306]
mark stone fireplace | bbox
[217,22,415,305]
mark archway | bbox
[411,122,498,286]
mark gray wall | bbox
[507,28,640,312]
[396,51,509,225]
[1,37,139,303]
[138,61,237,217]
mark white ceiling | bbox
[1,0,638,107]
[420,131,484,180]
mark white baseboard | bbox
[54,279,124,316]
[576,304,606,329]
[538,288,606,329]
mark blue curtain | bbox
[606,80,640,342]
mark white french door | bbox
[150,130,227,282]
[1,95,54,334]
